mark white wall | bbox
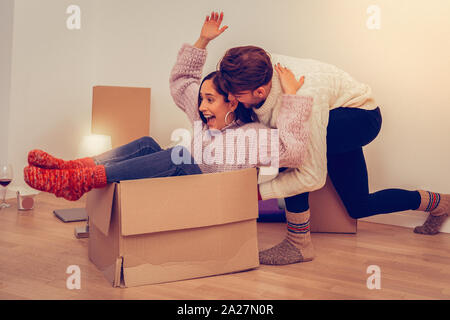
[5,0,450,231]
[0,0,14,165]
[7,0,95,194]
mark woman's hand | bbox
[195,12,228,49]
[275,63,305,95]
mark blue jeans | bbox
[93,136,202,183]
[282,107,421,219]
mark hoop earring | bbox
[224,111,234,125]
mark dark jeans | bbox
[93,136,202,183]
[283,107,421,219]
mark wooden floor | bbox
[0,192,449,300]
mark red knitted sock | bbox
[28,149,96,169]
[23,165,107,201]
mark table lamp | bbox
[53,134,111,238]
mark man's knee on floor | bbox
[345,201,369,219]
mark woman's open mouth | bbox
[204,114,216,126]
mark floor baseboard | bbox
[360,210,450,234]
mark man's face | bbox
[230,91,265,109]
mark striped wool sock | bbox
[28,149,96,169]
[259,209,315,265]
[23,165,107,201]
[414,190,449,235]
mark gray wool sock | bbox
[259,239,305,265]
[414,191,449,235]
[414,213,448,235]
[259,209,314,265]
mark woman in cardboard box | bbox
[23,13,312,210]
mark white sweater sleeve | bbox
[258,96,329,200]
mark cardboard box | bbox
[91,86,151,148]
[258,172,357,233]
[258,168,357,233]
[309,176,357,233]
[86,168,260,287]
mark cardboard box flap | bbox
[86,183,117,236]
[119,168,258,236]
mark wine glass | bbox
[0,164,13,209]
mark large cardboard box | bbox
[259,169,357,234]
[309,176,357,233]
[91,86,151,148]
[86,168,260,287]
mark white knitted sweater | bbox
[257,53,377,200]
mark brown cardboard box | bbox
[91,86,151,148]
[86,168,260,287]
[309,176,357,233]
[259,169,357,234]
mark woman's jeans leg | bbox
[93,136,162,166]
[326,107,420,219]
[104,146,201,183]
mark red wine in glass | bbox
[0,179,12,187]
[0,164,13,208]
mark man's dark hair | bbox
[217,46,273,94]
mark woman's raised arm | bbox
[194,11,228,49]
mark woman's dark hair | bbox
[198,71,258,125]
[218,45,273,94]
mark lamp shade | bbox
[78,134,112,158]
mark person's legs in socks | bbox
[28,136,162,169]
[259,191,315,265]
[326,107,449,233]
[327,147,422,219]
[414,191,449,235]
[24,146,201,201]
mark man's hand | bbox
[195,12,228,49]
[275,63,304,95]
